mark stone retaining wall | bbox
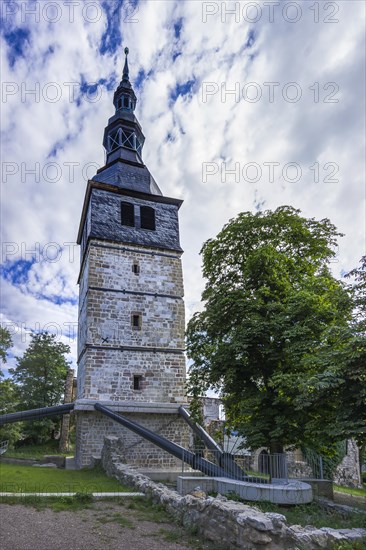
[101,436,366,550]
[334,440,362,488]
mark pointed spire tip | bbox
[122,46,130,83]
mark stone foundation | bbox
[75,404,190,468]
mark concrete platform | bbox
[177,476,313,505]
[137,469,202,482]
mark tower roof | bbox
[92,48,162,196]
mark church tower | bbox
[75,49,189,468]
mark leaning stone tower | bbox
[75,49,189,468]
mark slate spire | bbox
[122,46,130,85]
[92,48,163,195]
[113,45,136,113]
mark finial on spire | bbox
[122,46,130,83]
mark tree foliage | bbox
[0,327,21,446]
[0,326,13,377]
[9,332,71,444]
[0,378,22,447]
[293,256,366,449]
[186,206,357,453]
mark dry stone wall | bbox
[101,436,366,550]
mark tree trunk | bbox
[59,369,75,453]
[269,442,284,454]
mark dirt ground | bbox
[0,500,214,550]
[2,493,364,550]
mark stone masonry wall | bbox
[77,240,187,403]
[86,291,184,348]
[77,349,186,402]
[75,411,190,469]
[77,241,185,355]
[101,436,366,550]
[85,240,184,297]
[334,440,362,487]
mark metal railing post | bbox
[319,456,324,479]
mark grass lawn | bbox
[0,462,132,494]
[334,484,366,498]
[5,441,74,459]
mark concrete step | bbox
[65,457,76,470]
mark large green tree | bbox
[9,332,70,443]
[186,206,353,453]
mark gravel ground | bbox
[0,501,210,550]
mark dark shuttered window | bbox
[140,206,155,230]
[121,202,135,227]
[133,375,142,390]
[132,262,140,275]
[131,314,142,330]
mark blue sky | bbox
[0,0,365,374]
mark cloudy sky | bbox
[1,0,365,374]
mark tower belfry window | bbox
[140,206,155,230]
[121,202,135,227]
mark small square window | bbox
[131,313,141,330]
[133,375,142,390]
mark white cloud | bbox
[1,0,365,369]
